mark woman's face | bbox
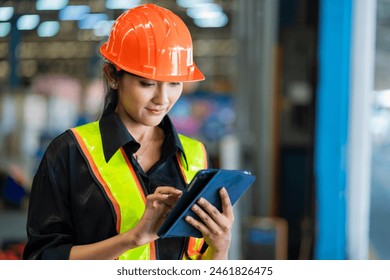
[115,72,183,127]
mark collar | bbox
[99,112,185,163]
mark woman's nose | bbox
[153,84,169,104]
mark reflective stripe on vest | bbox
[71,121,207,260]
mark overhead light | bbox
[78,13,108,30]
[193,12,228,28]
[186,3,223,19]
[38,21,60,37]
[176,0,213,8]
[184,2,228,28]
[36,0,68,11]
[93,20,115,37]
[105,0,141,10]
[0,7,14,21]
[59,5,90,21]
[17,15,40,30]
[0,22,11,37]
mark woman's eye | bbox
[140,81,155,87]
[169,82,181,87]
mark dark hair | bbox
[101,63,124,117]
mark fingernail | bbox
[198,198,204,204]
[192,204,198,210]
[185,216,191,222]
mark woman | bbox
[23,4,233,260]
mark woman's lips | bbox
[146,107,166,114]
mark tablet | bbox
[157,169,256,238]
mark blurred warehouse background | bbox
[0,0,390,260]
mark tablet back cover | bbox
[158,169,256,238]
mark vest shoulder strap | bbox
[177,134,208,184]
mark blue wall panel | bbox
[315,0,353,259]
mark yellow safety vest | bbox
[70,121,207,260]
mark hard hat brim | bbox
[100,44,205,82]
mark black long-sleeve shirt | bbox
[23,113,205,260]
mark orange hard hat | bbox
[100,4,205,82]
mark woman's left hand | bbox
[185,187,234,259]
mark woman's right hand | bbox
[69,186,181,260]
[127,186,182,246]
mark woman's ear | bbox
[103,64,119,90]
